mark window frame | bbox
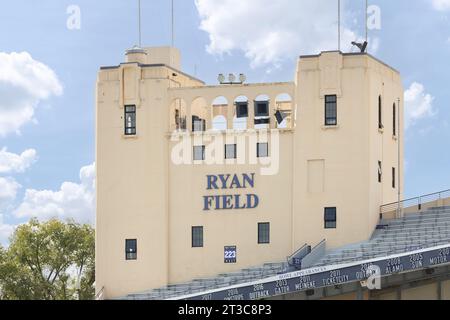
[378,161,382,183]
[193,145,206,161]
[191,226,204,248]
[257,142,269,158]
[124,105,137,136]
[254,101,269,117]
[378,95,383,130]
[392,167,396,189]
[125,239,137,260]
[258,222,270,244]
[225,144,237,159]
[393,103,397,136]
[324,95,337,126]
[236,102,249,118]
[324,208,337,229]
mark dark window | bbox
[236,102,249,118]
[258,223,270,244]
[125,105,136,135]
[193,146,205,161]
[254,101,269,117]
[192,116,206,132]
[192,226,203,248]
[392,167,396,189]
[378,96,383,130]
[324,208,337,229]
[378,161,382,183]
[125,239,137,260]
[225,144,237,159]
[393,103,397,136]
[257,143,269,158]
[325,95,337,126]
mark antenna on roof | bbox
[138,0,142,47]
[338,0,341,51]
[365,0,368,44]
[171,0,175,47]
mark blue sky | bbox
[0,0,449,244]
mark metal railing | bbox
[380,189,450,219]
[95,287,105,301]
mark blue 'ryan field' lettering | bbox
[203,173,260,211]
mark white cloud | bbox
[0,177,21,207]
[14,163,95,224]
[0,148,37,174]
[404,82,436,128]
[195,0,359,68]
[432,0,450,11]
[0,52,63,137]
[0,214,15,246]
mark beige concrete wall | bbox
[292,52,403,250]
[96,49,404,298]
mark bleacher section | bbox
[121,206,450,300]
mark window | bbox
[324,208,337,229]
[192,116,206,132]
[125,239,137,260]
[192,226,203,248]
[257,143,269,158]
[254,101,269,117]
[378,161,382,183]
[325,95,337,126]
[236,102,248,118]
[225,144,237,159]
[393,103,397,136]
[258,223,270,244]
[392,167,396,189]
[193,146,205,161]
[378,96,383,130]
[125,105,136,135]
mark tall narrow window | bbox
[125,105,136,135]
[125,239,137,260]
[225,144,237,159]
[192,226,204,248]
[258,223,270,244]
[392,167,396,189]
[378,96,383,130]
[393,103,397,136]
[193,146,205,161]
[257,143,269,158]
[325,95,337,126]
[378,161,382,183]
[324,208,337,229]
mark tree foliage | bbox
[0,219,95,300]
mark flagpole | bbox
[138,0,142,47]
[338,0,341,51]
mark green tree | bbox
[0,218,95,300]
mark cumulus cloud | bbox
[0,214,15,246]
[404,82,436,128]
[14,163,95,224]
[432,0,450,11]
[195,0,359,68]
[0,52,63,137]
[0,177,21,208]
[0,148,37,174]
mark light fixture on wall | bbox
[217,73,246,85]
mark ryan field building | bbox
[96,45,412,300]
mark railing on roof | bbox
[380,189,450,219]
